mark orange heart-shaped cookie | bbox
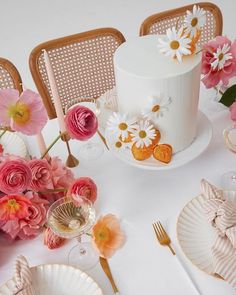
[150,129,161,147]
[131,143,153,161]
[119,132,133,143]
[153,144,172,164]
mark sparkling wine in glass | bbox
[47,196,98,270]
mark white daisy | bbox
[142,94,171,121]
[211,44,232,70]
[106,112,136,141]
[184,5,206,38]
[131,120,156,148]
[158,27,191,62]
[113,140,130,152]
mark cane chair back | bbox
[139,2,223,46]
[0,58,23,129]
[29,28,126,119]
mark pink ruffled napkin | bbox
[201,179,236,288]
[12,255,37,295]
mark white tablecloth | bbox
[0,0,236,294]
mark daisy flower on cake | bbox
[0,89,48,135]
[142,94,172,121]
[106,112,136,142]
[158,27,192,62]
[183,5,206,39]
[131,120,156,148]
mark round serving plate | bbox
[0,264,103,295]
[104,111,212,170]
[177,190,236,276]
[0,131,28,158]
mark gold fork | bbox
[153,221,201,295]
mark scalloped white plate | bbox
[0,264,103,295]
[0,132,28,158]
[177,191,236,276]
[104,111,212,170]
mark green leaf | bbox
[219,84,236,107]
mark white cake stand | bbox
[104,111,212,170]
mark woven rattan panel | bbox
[149,10,216,46]
[38,35,120,111]
[0,66,15,89]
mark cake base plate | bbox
[104,111,212,170]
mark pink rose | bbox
[201,36,236,88]
[44,227,66,249]
[65,105,98,141]
[28,159,53,191]
[50,157,75,189]
[17,192,49,240]
[0,159,32,194]
[68,177,97,205]
[230,102,236,121]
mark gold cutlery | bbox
[152,221,201,295]
[99,257,119,294]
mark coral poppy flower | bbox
[0,89,48,135]
[0,195,31,221]
[92,214,125,258]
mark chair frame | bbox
[0,57,23,93]
[139,2,223,37]
[29,27,126,119]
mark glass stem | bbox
[41,133,62,159]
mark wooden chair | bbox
[0,57,23,93]
[0,58,23,130]
[139,2,223,46]
[29,27,125,119]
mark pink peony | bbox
[65,105,98,141]
[28,159,53,191]
[201,36,236,88]
[0,195,31,221]
[230,102,236,121]
[0,159,32,194]
[68,177,97,205]
[17,192,48,239]
[0,89,48,135]
[50,157,75,189]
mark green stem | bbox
[41,133,62,159]
[0,129,7,139]
[195,48,203,55]
[214,86,224,96]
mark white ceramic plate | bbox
[0,132,28,158]
[104,111,212,170]
[177,191,236,275]
[0,264,103,295]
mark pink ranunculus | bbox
[0,159,32,194]
[68,177,97,205]
[201,36,236,88]
[0,219,21,239]
[230,102,236,121]
[65,105,98,141]
[17,192,49,240]
[0,195,32,221]
[50,157,75,189]
[44,227,66,249]
[0,89,48,135]
[28,159,53,191]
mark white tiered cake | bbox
[114,35,201,153]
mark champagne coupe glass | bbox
[66,98,104,160]
[221,124,236,190]
[47,196,98,270]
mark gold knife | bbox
[99,257,119,294]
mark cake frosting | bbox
[114,35,201,153]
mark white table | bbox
[0,1,236,294]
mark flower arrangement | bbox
[106,110,172,164]
[0,155,75,240]
[201,35,236,119]
[158,5,206,62]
